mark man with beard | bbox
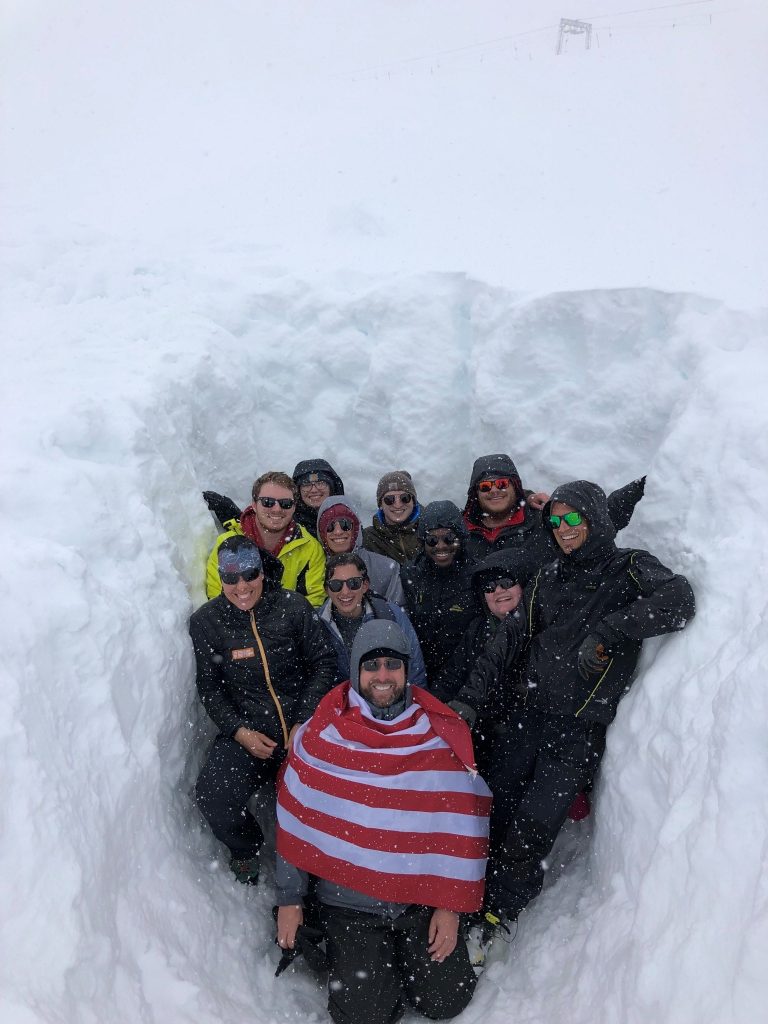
[191,535,336,884]
[202,457,344,540]
[462,453,645,562]
[452,480,695,944]
[274,620,490,1024]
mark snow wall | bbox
[2,254,767,1024]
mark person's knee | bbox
[195,768,245,831]
[328,984,402,1024]
[401,940,477,1020]
[417,981,475,1020]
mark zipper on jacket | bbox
[574,658,614,718]
[249,610,290,748]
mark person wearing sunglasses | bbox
[205,471,326,606]
[292,459,345,538]
[190,536,337,886]
[451,480,695,941]
[318,553,425,686]
[315,496,405,606]
[202,457,344,541]
[361,470,423,565]
[462,453,647,565]
[434,548,536,712]
[275,620,489,1024]
[400,501,480,681]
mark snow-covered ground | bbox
[1,2,767,1022]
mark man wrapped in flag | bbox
[275,619,492,1024]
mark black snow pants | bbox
[321,905,476,1024]
[485,707,607,919]
[195,735,283,859]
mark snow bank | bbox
[1,245,766,1022]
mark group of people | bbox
[189,455,695,1024]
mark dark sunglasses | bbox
[298,475,332,490]
[482,577,518,594]
[382,493,413,506]
[424,532,459,548]
[327,576,366,593]
[478,477,512,493]
[327,517,354,533]
[360,657,404,672]
[548,511,584,529]
[220,568,262,585]
[256,496,295,510]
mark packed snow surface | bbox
[1,2,767,1023]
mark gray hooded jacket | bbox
[317,495,405,605]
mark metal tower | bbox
[556,18,593,54]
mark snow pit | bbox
[1,256,767,1023]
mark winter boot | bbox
[230,853,260,885]
[464,909,513,972]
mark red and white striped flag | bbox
[276,683,492,913]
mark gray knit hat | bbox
[349,620,411,693]
[376,470,417,506]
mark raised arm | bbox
[606,476,646,533]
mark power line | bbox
[334,0,718,79]
[583,0,713,20]
[333,25,558,78]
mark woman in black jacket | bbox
[190,535,336,883]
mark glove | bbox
[447,699,477,730]
[274,924,328,977]
[202,490,242,526]
[607,475,646,532]
[577,635,610,681]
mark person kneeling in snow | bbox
[451,481,695,946]
[275,620,491,1024]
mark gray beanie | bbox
[376,470,417,506]
[349,620,411,693]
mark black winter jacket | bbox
[400,501,480,678]
[462,453,646,562]
[432,546,540,714]
[457,481,695,726]
[189,578,337,743]
[292,458,344,539]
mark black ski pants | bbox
[321,905,476,1024]
[485,707,607,919]
[195,735,282,860]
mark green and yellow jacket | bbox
[206,515,326,606]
